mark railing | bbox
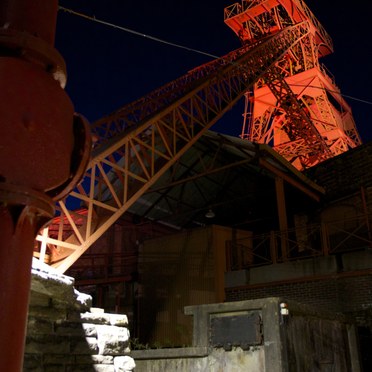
[224,0,333,53]
[224,3,242,21]
[226,214,372,270]
[226,233,273,270]
[326,215,372,254]
[66,251,138,282]
[319,63,337,87]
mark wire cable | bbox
[290,84,372,106]
[58,6,219,60]
[58,6,372,108]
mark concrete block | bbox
[26,318,54,335]
[74,289,92,309]
[114,356,136,371]
[25,335,70,354]
[342,250,372,271]
[225,270,249,287]
[109,314,129,327]
[96,325,130,355]
[44,365,65,372]
[80,312,111,325]
[66,365,115,372]
[43,354,75,365]
[91,365,115,372]
[55,321,95,337]
[29,291,51,307]
[249,256,337,285]
[75,354,114,365]
[28,305,67,321]
[23,353,43,370]
[70,337,99,355]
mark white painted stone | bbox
[114,356,136,371]
[75,289,93,308]
[109,313,129,327]
[91,307,105,313]
[96,325,130,355]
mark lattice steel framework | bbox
[35,22,310,273]
[224,0,361,170]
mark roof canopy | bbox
[124,130,324,231]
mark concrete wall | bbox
[131,298,361,372]
[133,347,265,372]
[225,250,372,287]
[225,251,372,326]
[137,225,250,346]
[24,259,135,371]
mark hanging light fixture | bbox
[205,209,215,218]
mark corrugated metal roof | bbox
[121,130,325,230]
[305,140,372,200]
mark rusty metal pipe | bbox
[0,0,58,44]
[0,1,90,370]
[0,188,54,371]
[0,208,35,372]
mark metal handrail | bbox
[67,251,138,280]
[226,213,372,270]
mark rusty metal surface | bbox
[224,0,361,170]
[285,316,353,371]
[0,57,74,191]
[0,28,67,87]
[0,0,58,44]
[210,313,263,350]
[0,185,54,371]
[0,1,90,370]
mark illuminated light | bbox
[280,302,289,316]
[205,209,216,218]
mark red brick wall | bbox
[226,272,372,326]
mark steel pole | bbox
[0,1,90,370]
[0,189,54,371]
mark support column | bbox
[0,1,91,370]
[275,176,288,261]
[0,189,54,371]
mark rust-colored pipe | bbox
[0,189,54,371]
[0,1,90,370]
[0,0,58,44]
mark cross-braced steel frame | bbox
[36,22,311,273]
[225,0,361,170]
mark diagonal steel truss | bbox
[265,66,333,167]
[225,0,361,171]
[35,22,310,273]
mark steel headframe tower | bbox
[0,1,90,370]
[224,0,362,170]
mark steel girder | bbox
[225,0,361,170]
[35,22,310,273]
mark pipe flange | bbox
[0,28,67,88]
[47,113,92,201]
[0,182,55,218]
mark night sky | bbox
[55,0,372,143]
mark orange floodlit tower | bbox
[224,0,361,170]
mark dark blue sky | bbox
[55,0,372,143]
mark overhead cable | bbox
[59,6,372,107]
[58,6,219,59]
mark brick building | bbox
[68,132,372,369]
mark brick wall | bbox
[226,272,372,327]
[305,141,372,201]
